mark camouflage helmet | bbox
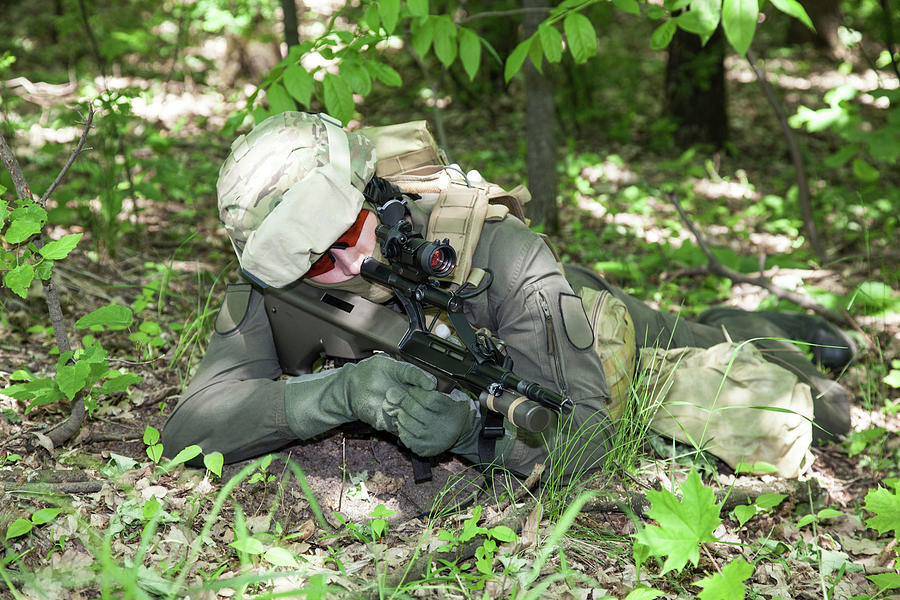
[217,112,377,287]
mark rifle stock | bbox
[263,272,567,434]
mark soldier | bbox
[161,112,855,479]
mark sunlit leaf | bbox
[564,12,597,63]
[231,536,265,555]
[504,39,530,82]
[143,425,160,445]
[722,0,758,57]
[282,63,313,107]
[76,304,133,331]
[39,233,82,260]
[5,518,32,540]
[433,16,457,66]
[538,24,563,63]
[31,508,61,525]
[264,546,299,567]
[408,0,428,17]
[695,557,754,600]
[204,452,224,477]
[769,0,813,30]
[323,73,354,125]
[366,61,402,87]
[650,20,677,50]
[379,0,400,34]
[864,486,900,539]
[266,82,295,114]
[169,444,202,466]
[411,16,434,57]
[635,470,721,575]
[612,0,641,15]
[3,263,34,298]
[56,360,91,400]
[458,27,481,80]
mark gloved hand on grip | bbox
[284,354,480,457]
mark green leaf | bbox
[504,40,530,82]
[39,233,82,260]
[852,157,880,182]
[0,198,8,227]
[732,504,757,527]
[817,508,845,520]
[650,20,678,50]
[169,444,202,467]
[722,0,758,57]
[489,525,517,543]
[282,63,313,107]
[797,513,816,528]
[100,372,143,394]
[528,35,544,72]
[366,61,402,87]
[362,4,380,31]
[734,461,779,474]
[340,60,372,96]
[322,73,354,125]
[612,0,641,15]
[56,360,91,400]
[4,218,43,244]
[143,425,160,445]
[3,263,34,299]
[769,0,813,30]
[624,587,665,600]
[266,82,296,114]
[75,304,134,331]
[864,486,900,538]
[868,572,900,591]
[231,536,265,555]
[563,12,597,64]
[458,27,481,80]
[411,16,434,57]
[146,444,163,463]
[538,24,563,63]
[143,497,161,520]
[31,508,61,525]
[264,546,300,567]
[379,0,400,34]
[677,0,721,44]
[635,470,722,575]
[755,493,787,509]
[5,518,33,540]
[695,557,754,600]
[408,0,428,17]
[204,452,224,477]
[884,370,900,389]
[433,16,457,66]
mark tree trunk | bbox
[280,0,300,49]
[522,0,558,234]
[664,27,728,149]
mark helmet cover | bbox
[217,112,377,286]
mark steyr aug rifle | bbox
[263,186,572,480]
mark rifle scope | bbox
[375,221,457,280]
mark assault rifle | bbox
[263,194,572,479]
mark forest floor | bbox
[2,37,900,600]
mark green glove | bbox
[284,354,480,457]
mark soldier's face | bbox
[306,210,378,284]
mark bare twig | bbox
[458,7,555,23]
[746,50,824,261]
[39,106,95,206]
[669,193,862,332]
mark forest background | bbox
[1,0,900,598]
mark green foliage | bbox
[5,508,62,541]
[864,481,900,540]
[635,470,722,575]
[731,493,787,528]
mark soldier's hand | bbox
[343,354,477,456]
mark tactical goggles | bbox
[303,209,371,278]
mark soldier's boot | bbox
[697,308,857,371]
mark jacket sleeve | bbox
[466,218,614,478]
[161,283,300,463]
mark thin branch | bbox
[39,106,95,206]
[458,7,554,23]
[0,133,35,201]
[746,49,824,261]
[669,193,862,332]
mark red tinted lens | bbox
[333,209,370,247]
[302,210,371,279]
[304,252,335,278]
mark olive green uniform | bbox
[162,205,851,476]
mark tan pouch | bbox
[637,342,814,478]
[357,121,448,176]
[578,287,637,412]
